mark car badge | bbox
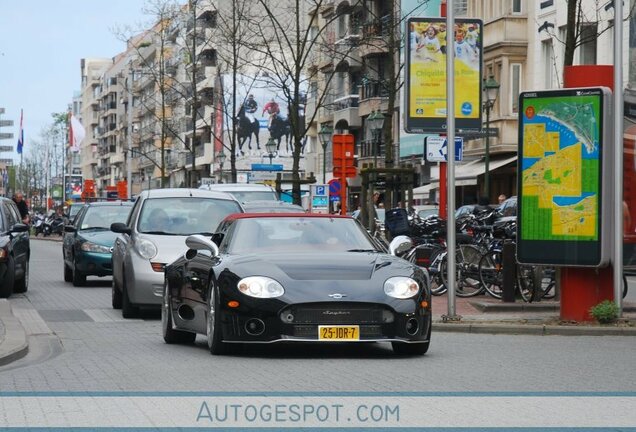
[109,247,114,253]
[328,293,346,299]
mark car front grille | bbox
[280,303,393,325]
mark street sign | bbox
[201,177,215,186]
[315,185,327,196]
[425,136,463,162]
[249,172,277,181]
[0,133,14,140]
[0,146,13,152]
[251,163,283,171]
[0,120,14,127]
[328,179,341,196]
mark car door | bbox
[113,197,141,288]
[4,201,28,277]
[64,206,85,265]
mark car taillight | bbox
[150,262,165,272]
[0,248,7,261]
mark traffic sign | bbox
[249,172,277,181]
[251,163,283,171]
[315,185,327,196]
[425,136,463,162]
[328,179,341,196]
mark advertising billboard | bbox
[405,17,483,133]
[220,74,306,175]
[65,174,83,200]
[517,88,612,267]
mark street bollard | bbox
[502,240,516,302]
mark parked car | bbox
[65,202,86,225]
[412,204,439,220]
[498,196,517,217]
[241,200,305,213]
[162,213,432,355]
[110,188,243,318]
[0,197,30,298]
[62,201,133,286]
[199,183,278,203]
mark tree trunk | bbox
[564,0,578,67]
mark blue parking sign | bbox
[316,186,326,196]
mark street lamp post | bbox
[265,137,277,165]
[482,75,500,201]
[368,110,385,168]
[318,124,333,183]
[216,150,227,184]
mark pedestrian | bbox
[12,192,30,224]
[498,194,507,205]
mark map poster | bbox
[404,17,483,133]
[517,88,612,267]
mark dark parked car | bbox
[63,201,133,286]
[163,213,431,355]
[0,197,30,298]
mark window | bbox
[510,64,522,114]
[543,39,555,89]
[579,23,598,65]
[512,0,522,13]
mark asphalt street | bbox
[1,239,636,393]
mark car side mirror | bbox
[111,222,132,235]
[185,234,219,258]
[10,223,29,233]
[211,232,224,246]
[64,225,77,233]
[389,235,413,256]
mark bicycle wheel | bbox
[456,244,485,297]
[623,274,629,299]
[516,265,535,302]
[541,267,556,299]
[479,251,504,299]
[429,250,447,296]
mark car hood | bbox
[78,230,118,247]
[219,252,425,305]
[141,234,191,264]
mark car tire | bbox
[207,283,229,355]
[72,260,86,287]
[64,262,72,283]
[391,316,431,356]
[14,258,29,294]
[162,281,196,344]
[112,279,122,310]
[121,277,139,319]
[0,256,16,298]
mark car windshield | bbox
[228,217,377,253]
[138,197,241,235]
[229,191,278,202]
[80,205,132,230]
[69,205,83,218]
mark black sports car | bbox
[163,213,431,355]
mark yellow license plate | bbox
[318,325,359,340]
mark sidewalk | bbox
[0,299,28,366]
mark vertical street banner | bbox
[517,87,612,266]
[404,17,483,133]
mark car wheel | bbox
[14,258,29,293]
[391,316,431,356]
[207,284,229,355]
[112,278,122,309]
[162,280,196,344]
[0,256,16,298]
[64,262,72,282]
[121,276,139,319]
[72,259,86,287]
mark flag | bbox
[69,113,85,153]
[16,109,24,154]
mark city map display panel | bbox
[517,88,611,267]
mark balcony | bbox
[111,151,125,165]
[195,106,214,130]
[196,66,217,92]
[333,38,362,69]
[358,16,392,57]
[332,95,361,129]
[185,145,205,165]
[483,15,528,58]
[358,81,389,117]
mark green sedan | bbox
[63,201,133,287]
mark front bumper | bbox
[74,252,113,277]
[217,300,431,344]
[126,252,164,306]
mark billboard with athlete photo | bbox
[405,17,483,133]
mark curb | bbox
[432,322,636,336]
[30,236,63,242]
[0,299,28,366]
[468,301,636,313]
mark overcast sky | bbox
[0,1,148,162]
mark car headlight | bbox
[384,277,419,299]
[80,241,111,254]
[237,276,284,298]
[136,238,157,260]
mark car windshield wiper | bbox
[141,231,178,235]
[346,249,377,252]
[81,227,110,231]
